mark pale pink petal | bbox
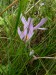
[28,18,32,26]
[34,18,47,30]
[18,27,24,40]
[21,16,27,28]
[28,19,34,40]
[23,28,27,36]
[23,18,32,37]
[21,16,28,36]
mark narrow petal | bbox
[28,19,34,40]
[27,18,32,33]
[18,27,24,40]
[23,18,32,37]
[28,18,32,25]
[33,18,47,30]
[21,15,27,28]
[38,28,47,30]
[23,27,27,36]
[21,15,28,36]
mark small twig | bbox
[37,57,56,59]
[0,37,10,39]
[29,55,56,65]
[33,55,56,60]
[0,0,18,16]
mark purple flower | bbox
[18,15,47,42]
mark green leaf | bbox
[0,17,4,25]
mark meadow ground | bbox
[0,0,56,75]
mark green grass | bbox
[0,0,56,75]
